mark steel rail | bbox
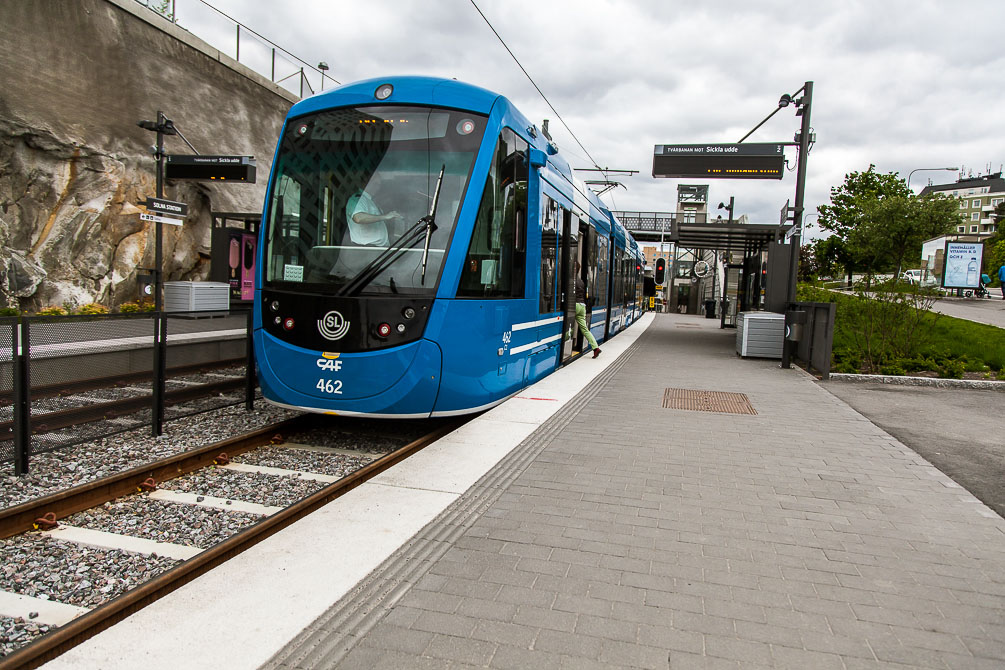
[0,414,313,540]
[0,357,246,406]
[0,417,460,670]
[0,378,246,438]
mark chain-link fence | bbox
[0,317,17,465]
[1,310,255,474]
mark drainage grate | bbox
[663,388,757,415]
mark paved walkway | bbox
[266,314,1005,670]
[932,294,1005,329]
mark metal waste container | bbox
[704,299,716,318]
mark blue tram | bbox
[253,76,644,418]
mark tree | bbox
[985,201,1005,283]
[852,194,960,277]
[811,235,853,281]
[818,165,960,283]
[818,165,912,284]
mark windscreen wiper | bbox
[336,165,445,297]
[420,165,444,284]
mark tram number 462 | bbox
[316,378,343,395]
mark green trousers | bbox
[575,302,598,349]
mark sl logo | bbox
[318,310,350,340]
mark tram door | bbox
[559,210,578,363]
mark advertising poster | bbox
[942,241,984,289]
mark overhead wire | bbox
[467,0,604,174]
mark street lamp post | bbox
[717,197,735,224]
[318,61,329,90]
[907,167,958,192]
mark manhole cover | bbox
[663,388,756,415]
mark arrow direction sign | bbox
[140,212,184,226]
[145,197,188,218]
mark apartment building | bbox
[919,172,1004,239]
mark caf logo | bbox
[318,310,350,340]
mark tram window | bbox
[457,128,528,298]
[539,198,558,312]
[596,235,609,308]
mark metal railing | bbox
[132,0,340,98]
[1,310,256,475]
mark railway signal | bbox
[654,258,666,285]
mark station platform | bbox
[44,313,1005,670]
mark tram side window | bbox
[539,198,558,313]
[457,128,528,298]
[595,235,609,308]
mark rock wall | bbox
[0,0,298,310]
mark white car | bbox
[900,269,922,284]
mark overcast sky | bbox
[174,0,1005,239]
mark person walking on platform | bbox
[575,263,601,358]
[998,263,1005,300]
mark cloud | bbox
[180,0,1005,226]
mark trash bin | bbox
[784,309,807,341]
[704,299,716,318]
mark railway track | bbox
[0,414,462,668]
[0,359,249,440]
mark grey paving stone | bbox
[489,644,562,670]
[423,633,496,666]
[532,628,603,658]
[265,316,1005,670]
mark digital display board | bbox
[165,155,257,182]
[942,241,984,289]
[653,143,785,180]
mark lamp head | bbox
[778,93,793,108]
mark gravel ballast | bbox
[159,467,326,508]
[235,446,376,478]
[0,535,180,608]
[1,402,299,510]
[1,616,52,658]
[65,496,263,549]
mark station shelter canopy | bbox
[611,211,780,255]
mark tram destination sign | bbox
[653,143,785,180]
[165,155,257,182]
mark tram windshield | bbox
[263,106,487,295]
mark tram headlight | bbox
[396,323,406,334]
[375,83,393,100]
[270,300,280,312]
[283,318,295,330]
[376,322,392,338]
[402,306,415,320]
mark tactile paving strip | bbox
[663,388,757,414]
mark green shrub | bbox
[939,359,965,379]
[0,307,18,317]
[36,306,68,316]
[119,302,141,313]
[879,362,907,376]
